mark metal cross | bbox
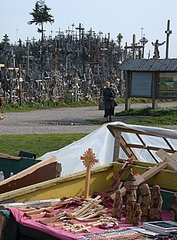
[165,20,172,59]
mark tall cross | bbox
[117,33,123,48]
[125,34,143,59]
[71,23,75,35]
[75,23,85,39]
[88,28,95,37]
[31,37,36,43]
[165,20,172,59]
[56,28,64,37]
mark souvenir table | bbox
[2,206,170,240]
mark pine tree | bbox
[28,0,54,42]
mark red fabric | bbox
[8,208,171,240]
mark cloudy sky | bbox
[1,0,177,58]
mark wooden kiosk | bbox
[119,58,177,110]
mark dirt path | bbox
[0,101,177,135]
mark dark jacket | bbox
[103,87,118,109]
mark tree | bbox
[28,0,54,42]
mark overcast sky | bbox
[1,0,177,58]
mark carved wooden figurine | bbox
[112,189,123,220]
[133,203,142,226]
[170,193,177,222]
[149,185,163,221]
[125,192,136,224]
[124,168,138,224]
[138,183,151,222]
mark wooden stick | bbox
[85,165,91,199]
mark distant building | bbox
[119,58,177,110]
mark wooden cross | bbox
[80,148,99,199]
[75,23,85,39]
[125,34,143,59]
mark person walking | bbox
[103,81,118,122]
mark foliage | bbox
[28,0,54,41]
[0,133,87,158]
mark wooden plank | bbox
[0,162,60,194]
[0,156,57,186]
[140,161,168,180]
[171,151,177,160]
[156,149,177,171]
[0,153,20,160]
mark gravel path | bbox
[0,102,177,135]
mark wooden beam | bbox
[113,131,121,161]
[120,136,137,160]
[0,156,57,186]
[156,149,177,171]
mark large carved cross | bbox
[80,148,99,199]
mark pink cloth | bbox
[8,208,171,240]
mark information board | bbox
[159,73,177,98]
[131,72,152,97]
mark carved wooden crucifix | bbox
[80,148,99,199]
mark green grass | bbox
[2,100,99,112]
[0,133,87,158]
[127,115,177,126]
[116,106,177,126]
[1,98,154,112]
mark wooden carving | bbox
[170,193,177,222]
[80,148,99,199]
[132,203,142,226]
[112,189,123,220]
[138,183,151,222]
[149,185,163,221]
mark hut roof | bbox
[119,58,177,72]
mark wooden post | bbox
[132,34,136,59]
[113,131,121,161]
[80,148,99,199]
[125,72,131,111]
[152,72,158,110]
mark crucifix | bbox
[165,19,172,59]
[80,148,99,199]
